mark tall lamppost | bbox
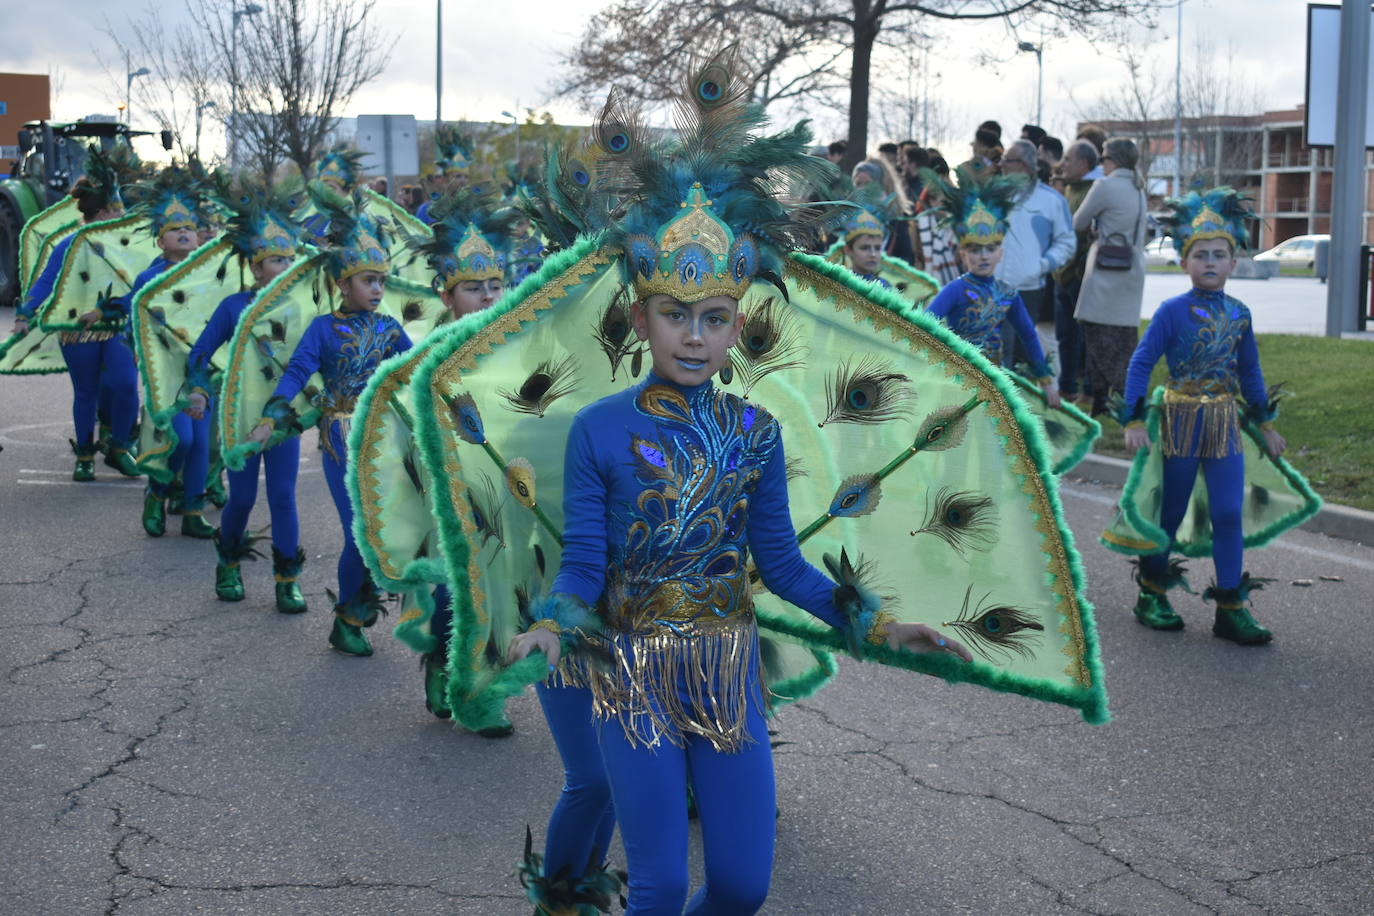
[1017,40,1043,129]
[229,1,264,167]
[435,0,443,128]
[195,100,217,154]
[1173,0,1185,196]
[501,108,520,166]
[127,66,150,126]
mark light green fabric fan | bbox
[19,196,80,292]
[1005,373,1101,475]
[392,237,1108,733]
[823,239,940,308]
[217,256,448,470]
[130,238,249,482]
[1100,386,1322,557]
[0,326,67,375]
[34,212,160,332]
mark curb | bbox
[1065,454,1374,547]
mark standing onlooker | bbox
[913,159,960,284]
[960,127,1003,179]
[1053,139,1099,404]
[827,140,847,166]
[853,157,916,264]
[1076,125,1108,179]
[877,142,900,170]
[899,144,929,206]
[995,139,1076,368]
[1073,136,1148,416]
[1021,124,1047,146]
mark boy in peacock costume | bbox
[388,49,1104,912]
[124,161,218,538]
[416,125,475,225]
[184,174,310,611]
[825,180,939,308]
[1102,188,1321,645]
[921,166,1100,475]
[18,145,154,480]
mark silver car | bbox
[1253,234,1328,269]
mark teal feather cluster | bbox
[1160,186,1254,255]
[210,171,307,264]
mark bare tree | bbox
[1070,26,1168,186]
[1180,36,1268,187]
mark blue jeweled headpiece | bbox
[130,160,208,237]
[308,183,390,282]
[213,172,307,266]
[1162,186,1253,256]
[919,165,1025,247]
[434,125,474,176]
[404,187,519,290]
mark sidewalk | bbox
[1139,274,1341,336]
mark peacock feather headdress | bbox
[307,182,390,282]
[212,171,308,266]
[919,165,1026,247]
[74,143,138,214]
[836,178,900,244]
[1161,186,1253,256]
[313,145,366,199]
[128,159,209,237]
[434,125,475,176]
[598,45,843,303]
[402,186,520,290]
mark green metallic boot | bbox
[204,470,227,509]
[142,491,167,537]
[180,511,216,539]
[423,647,451,719]
[1205,573,1274,646]
[327,582,385,656]
[104,445,141,477]
[272,547,308,614]
[1130,557,1191,631]
[70,440,95,482]
[213,531,255,602]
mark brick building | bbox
[0,73,52,156]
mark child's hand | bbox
[1042,382,1062,409]
[78,309,101,328]
[12,317,28,335]
[186,392,208,420]
[507,628,561,668]
[1262,426,1286,459]
[248,420,273,444]
[885,621,974,663]
[1124,425,1150,452]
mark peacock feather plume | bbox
[1160,185,1254,256]
[918,165,1026,247]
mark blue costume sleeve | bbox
[1123,300,1173,421]
[548,412,610,608]
[923,280,960,322]
[392,325,414,356]
[1006,291,1051,379]
[18,235,74,319]
[106,260,164,323]
[1235,312,1269,417]
[746,433,845,629]
[186,292,246,395]
[270,318,323,404]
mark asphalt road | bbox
[2,365,1371,916]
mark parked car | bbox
[1144,236,1179,266]
[1253,234,1328,269]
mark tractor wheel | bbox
[0,196,22,308]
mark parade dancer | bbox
[922,166,1061,407]
[1113,188,1308,645]
[127,163,216,538]
[247,190,412,656]
[187,175,309,611]
[416,125,474,225]
[12,148,142,481]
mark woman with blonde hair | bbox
[852,157,916,263]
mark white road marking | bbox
[17,479,143,488]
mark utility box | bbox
[1314,238,1331,281]
[355,115,420,191]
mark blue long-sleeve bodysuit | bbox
[269,308,411,603]
[1125,288,1269,590]
[188,290,300,554]
[546,373,850,915]
[925,272,1051,379]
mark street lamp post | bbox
[1173,0,1185,196]
[229,2,264,167]
[1017,40,1043,129]
[126,65,150,127]
[500,108,520,166]
[195,100,217,154]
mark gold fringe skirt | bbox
[1161,386,1241,459]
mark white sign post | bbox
[355,114,420,201]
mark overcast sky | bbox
[2,0,1313,160]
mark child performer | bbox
[187,175,308,611]
[127,164,216,538]
[247,192,412,656]
[1118,189,1289,645]
[922,167,1061,408]
[507,62,972,914]
[12,149,141,480]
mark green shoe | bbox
[423,650,451,719]
[272,547,308,614]
[105,447,142,477]
[476,721,515,738]
[328,616,374,656]
[1132,589,1184,630]
[180,512,216,539]
[1204,573,1274,646]
[215,562,245,601]
[70,439,96,481]
[142,493,166,537]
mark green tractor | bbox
[0,117,171,306]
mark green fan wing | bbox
[19,197,80,293]
[1100,386,1322,558]
[736,252,1108,724]
[823,239,941,308]
[131,239,245,482]
[218,258,446,470]
[362,188,435,285]
[1006,372,1101,475]
[35,213,160,332]
[0,327,67,375]
[404,241,838,732]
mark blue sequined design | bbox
[952,274,1016,362]
[321,311,406,409]
[1168,289,1251,393]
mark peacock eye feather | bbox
[913,404,971,452]
[729,296,807,397]
[944,585,1044,664]
[468,473,506,554]
[910,487,996,556]
[819,356,914,427]
[497,353,580,418]
[446,391,486,444]
[828,473,882,518]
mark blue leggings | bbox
[320,423,367,602]
[1141,448,1246,590]
[536,682,617,881]
[60,336,138,449]
[599,668,775,915]
[148,411,211,510]
[220,436,300,555]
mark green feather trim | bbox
[0,328,68,376]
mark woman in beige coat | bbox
[1073,137,1149,415]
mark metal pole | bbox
[1173,0,1183,196]
[1036,47,1043,128]
[1328,0,1370,337]
[435,0,442,127]
[230,3,238,168]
